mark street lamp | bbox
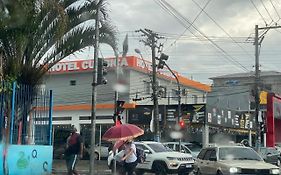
[134,49,151,74]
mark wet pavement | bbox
[52,159,111,175]
[52,159,193,175]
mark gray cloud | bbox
[101,0,281,84]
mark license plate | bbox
[186,164,192,168]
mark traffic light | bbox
[97,58,108,85]
[157,53,169,69]
[114,100,125,125]
[179,119,185,129]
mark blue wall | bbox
[0,144,53,175]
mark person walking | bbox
[64,126,83,175]
[121,139,138,175]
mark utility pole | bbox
[253,24,281,151]
[90,1,102,174]
[254,24,261,152]
[137,29,163,142]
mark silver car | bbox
[193,145,280,175]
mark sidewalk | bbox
[52,159,111,175]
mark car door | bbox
[200,149,213,174]
[135,144,153,170]
[202,149,216,175]
[266,148,279,165]
[205,149,217,174]
[194,148,207,173]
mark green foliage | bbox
[0,0,118,86]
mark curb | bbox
[52,169,112,175]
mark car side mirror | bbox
[144,150,151,154]
[209,157,217,161]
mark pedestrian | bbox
[121,139,138,175]
[64,126,83,175]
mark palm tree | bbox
[0,0,118,144]
[0,0,117,86]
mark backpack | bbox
[135,148,146,163]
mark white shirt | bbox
[124,142,137,163]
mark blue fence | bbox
[0,82,53,145]
[0,81,53,175]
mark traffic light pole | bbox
[162,62,181,150]
[90,1,102,174]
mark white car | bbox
[193,145,280,175]
[84,142,111,160]
[108,141,194,175]
[163,142,196,159]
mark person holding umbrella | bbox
[121,139,138,175]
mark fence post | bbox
[48,90,53,145]
[10,81,16,144]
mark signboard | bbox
[128,104,206,125]
[206,106,255,129]
[0,144,53,175]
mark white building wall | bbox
[44,66,208,128]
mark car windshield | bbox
[148,143,172,152]
[185,144,202,152]
[219,147,262,161]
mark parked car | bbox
[193,145,280,175]
[162,142,195,158]
[181,142,202,158]
[259,147,281,166]
[84,141,111,160]
[108,141,194,175]
[163,141,202,158]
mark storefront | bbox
[266,93,281,147]
[128,104,206,142]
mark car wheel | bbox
[94,152,99,160]
[216,170,223,175]
[195,169,202,175]
[153,163,167,175]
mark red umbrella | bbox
[113,140,125,152]
[102,124,144,141]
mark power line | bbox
[260,0,275,22]
[191,0,254,60]
[164,0,212,50]
[270,0,281,19]
[155,0,249,72]
[250,0,268,25]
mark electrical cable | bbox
[155,0,249,72]
[260,0,275,22]
[164,0,212,51]
[250,0,268,25]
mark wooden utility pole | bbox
[137,29,163,142]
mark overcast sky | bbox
[80,0,281,84]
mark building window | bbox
[70,80,76,86]
[144,81,151,94]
